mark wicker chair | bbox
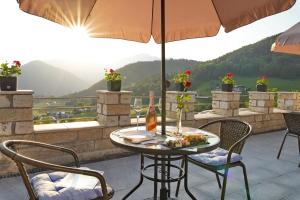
[277,112,300,167]
[0,140,114,200]
[175,119,252,200]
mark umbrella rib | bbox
[83,0,99,25]
[150,0,155,37]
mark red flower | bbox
[13,60,21,67]
[226,72,233,78]
[109,69,114,73]
[183,81,192,88]
[185,69,191,75]
[261,75,267,80]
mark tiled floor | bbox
[0,130,300,200]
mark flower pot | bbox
[107,80,121,91]
[0,76,17,91]
[256,84,267,92]
[175,83,185,91]
[221,84,233,92]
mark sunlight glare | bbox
[70,26,90,39]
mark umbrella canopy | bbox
[17,0,296,137]
[272,21,300,55]
[18,0,295,44]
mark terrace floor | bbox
[1,130,300,200]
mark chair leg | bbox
[216,173,222,189]
[167,155,171,197]
[277,131,289,159]
[240,162,251,200]
[175,158,184,197]
[154,155,158,199]
[221,168,229,200]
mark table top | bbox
[110,126,220,156]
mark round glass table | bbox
[110,126,220,200]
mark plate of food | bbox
[165,134,209,148]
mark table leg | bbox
[154,155,158,199]
[184,156,197,200]
[160,156,168,200]
[122,154,145,200]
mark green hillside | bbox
[72,59,199,96]
[73,35,300,97]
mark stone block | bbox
[233,109,239,116]
[97,104,102,114]
[98,115,118,127]
[249,100,257,107]
[285,99,297,107]
[97,92,119,104]
[278,92,297,100]
[166,110,177,119]
[184,112,194,121]
[213,109,233,116]
[0,95,10,108]
[171,103,178,112]
[77,128,102,141]
[94,139,115,150]
[13,95,33,108]
[212,101,220,109]
[255,114,263,122]
[0,122,12,135]
[35,131,77,144]
[103,127,119,139]
[119,115,131,126]
[102,104,130,115]
[15,121,33,134]
[120,93,132,104]
[166,103,171,111]
[249,92,270,100]
[0,108,32,122]
[249,106,269,113]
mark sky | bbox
[1,1,300,72]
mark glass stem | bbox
[136,114,140,130]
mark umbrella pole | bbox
[160,1,168,199]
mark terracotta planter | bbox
[0,76,17,91]
[175,83,185,91]
[107,80,121,91]
[256,84,267,92]
[221,84,233,92]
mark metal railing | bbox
[33,94,250,124]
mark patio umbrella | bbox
[272,21,300,55]
[17,0,296,136]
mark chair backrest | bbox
[199,119,252,154]
[283,112,300,136]
[0,141,37,200]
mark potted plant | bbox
[0,61,22,91]
[173,69,191,91]
[256,75,268,92]
[104,68,123,91]
[221,72,235,92]
[176,80,192,136]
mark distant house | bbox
[234,85,247,93]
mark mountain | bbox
[19,61,89,96]
[71,59,199,96]
[73,35,300,97]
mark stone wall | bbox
[277,92,300,111]
[0,90,289,177]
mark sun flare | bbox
[71,26,90,38]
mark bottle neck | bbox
[149,94,155,112]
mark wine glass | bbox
[133,97,143,131]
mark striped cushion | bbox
[189,147,242,166]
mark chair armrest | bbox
[1,143,109,199]
[1,140,80,167]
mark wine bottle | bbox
[146,91,157,133]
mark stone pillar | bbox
[277,92,300,111]
[166,91,196,121]
[249,92,275,114]
[97,90,132,127]
[212,91,240,116]
[0,90,34,135]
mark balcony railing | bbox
[33,94,251,124]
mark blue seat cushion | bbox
[30,167,112,200]
[189,147,242,166]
